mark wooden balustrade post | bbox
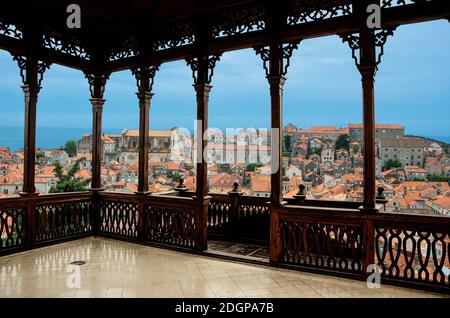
[270,208,282,263]
[293,184,306,205]
[194,196,210,251]
[174,178,188,197]
[136,199,146,241]
[362,218,375,279]
[228,182,242,240]
[26,196,37,246]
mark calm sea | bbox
[0,126,123,151]
[0,126,449,151]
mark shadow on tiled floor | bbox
[207,240,269,260]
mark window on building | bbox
[3,189,8,194]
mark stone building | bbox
[321,142,335,165]
[349,124,404,143]
[380,137,427,168]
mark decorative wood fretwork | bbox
[254,41,301,77]
[85,72,110,99]
[287,0,352,26]
[131,65,159,92]
[208,196,231,235]
[186,54,221,85]
[145,205,196,248]
[212,5,265,38]
[99,200,138,238]
[35,200,93,242]
[381,0,432,9]
[153,22,195,51]
[340,27,396,68]
[375,226,450,288]
[108,38,139,62]
[0,20,23,40]
[280,220,363,273]
[0,206,26,249]
[43,31,90,60]
[12,55,52,87]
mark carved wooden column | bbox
[340,8,395,212]
[186,54,220,251]
[13,54,50,247]
[13,55,51,195]
[340,2,396,277]
[255,42,299,205]
[255,2,301,263]
[131,66,159,194]
[85,73,110,190]
[256,1,300,205]
[359,29,377,211]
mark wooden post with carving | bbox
[255,2,300,263]
[85,72,110,235]
[187,21,220,251]
[228,182,242,240]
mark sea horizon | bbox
[0,126,449,152]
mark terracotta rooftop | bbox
[349,124,403,129]
[381,137,427,148]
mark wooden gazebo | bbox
[0,0,449,293]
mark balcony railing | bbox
[0,191,449,293]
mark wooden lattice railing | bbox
[0,196,27,253]
[1,191,449,293]
[373,213,450,290]
[34,192,94,243]
[97,191,202,250]
[271,204,364,277]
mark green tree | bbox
[427,175,450,182]
[384,159,402,170]
[352,144,360,154]
[49,158,90,193]
[168,171,182,182]
[336,134,349,150]
[63,140,77,157]
[443,144,449,155]
[246,163,263,171]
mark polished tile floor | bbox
[0,238,446,298]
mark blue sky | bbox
[0,20,449,138]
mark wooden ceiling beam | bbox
[0,35,91,71]
[1,1,449,74]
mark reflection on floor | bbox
[0,237,447,298]
[207,240,269,261]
